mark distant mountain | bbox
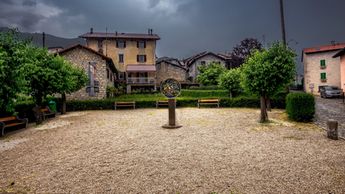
[0,27,85,49]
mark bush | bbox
[286,93,315,122]
[180,90,228,98]
[189,85,221,90]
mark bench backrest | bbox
[0,116,17,122]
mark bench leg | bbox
[198,103,200,108]
[1,127,4,137]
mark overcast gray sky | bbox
[1,0,345,72]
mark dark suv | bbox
[320,86,343,98]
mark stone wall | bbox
[304,51,341,94]
[188,55,227,83]
[156,62,187,86]
[60,47,113,100]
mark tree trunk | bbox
[266,96,271,112]
[229,91,233,98]
[260,96,268,123]
[34,94,43,125]
[61,93,66,115]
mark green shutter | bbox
[320,60,326,67]
[321,73,326,80]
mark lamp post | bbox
[280,0,287,45]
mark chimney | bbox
[115,31,118,36]
[90,27,93,34]
[150,29,153,35]
[148,28,150,35]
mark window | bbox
[320,59,326,69]
[116,40,126,48]
[320,72,327,80]
[137,55,147,63]
[119,54,124,63]
[200,61,206,65]
[86,62,99,96]
[118,72,125,80]
[106,68,109,79]
[98,40,103,53]
[137,40,146,48]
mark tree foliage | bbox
[0,30,29,115]
[241,43,296,122]
[229,38,263,68]
[218,68,242,98]
[0,29,87,120]
[197,62,226,86]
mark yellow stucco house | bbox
[79,28,160,93]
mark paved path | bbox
[315,96,345,137]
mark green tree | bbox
[52,55,87,114]
[197,62,226,86]
[22,47,87,122]
[218,68,242,98]
[241,43,296,122]
[0,30,29,115]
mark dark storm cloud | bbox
[23,0,37,6]
[1,0,345,73]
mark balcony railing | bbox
[127,77,155,84]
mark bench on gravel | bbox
[197,98,220,108]
[0,116,28,136]
[114,101,136,110]
[156,100,176,108]
[40,106,56,120]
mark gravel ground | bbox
[315,97,345,138]
[0,108,345,194]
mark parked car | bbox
[320,86,343,98]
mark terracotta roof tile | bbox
[303,43,345,54]
[79,32,160,40]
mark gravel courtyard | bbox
[1,108,345,194]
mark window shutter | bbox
[116,41,118,48]
[144,55,147,62]
[320,60,326,67]
[144,41,146,48]
[124,41,126,48]
[321,73,326,80]
[137,41,139,48]
[137,55,139,62]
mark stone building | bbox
[333,47,345,91]
[79,28,160,93]
[156,57,188,87]
[184,52,229,83]
[58,44,117,100]
[303,43,345,94]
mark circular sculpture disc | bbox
[161,78,181,98]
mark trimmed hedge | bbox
[286,93,315,122]
[180,89,228,98]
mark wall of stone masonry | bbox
[60,47,112,100]
[156,62,187,86]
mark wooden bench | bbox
[198,98,220,108]
[0,116,28,136]
[114,101,136,110]
[40,107,56,120]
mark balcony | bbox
[127,77,156,85]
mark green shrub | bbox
[180,90,228,98]
[189,85,222,90]
[286,93,315,122]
